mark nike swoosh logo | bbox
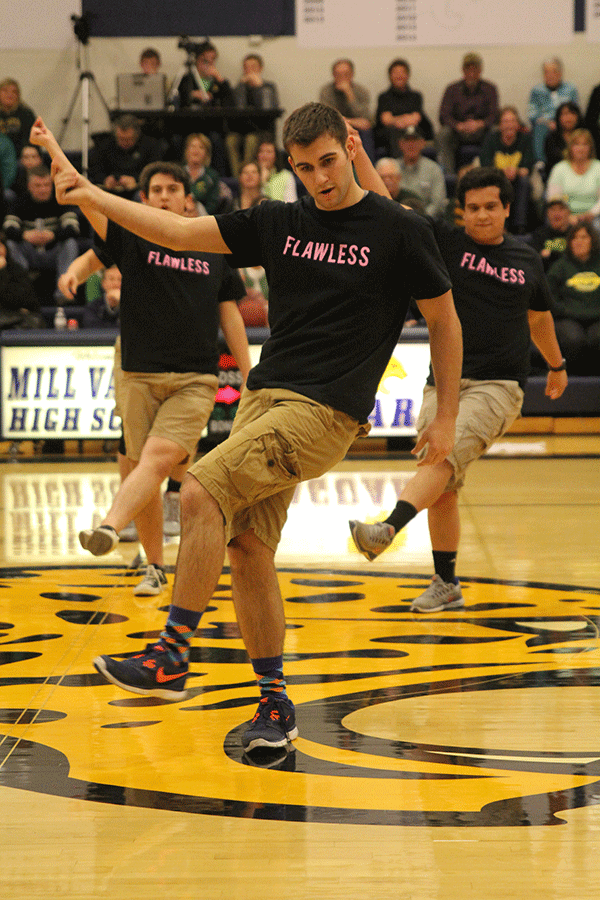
[156,667,184,683]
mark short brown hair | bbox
[138,161,190,198]
[283,102,347,152]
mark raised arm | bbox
[31,118,231,255]
[347,123,392,200]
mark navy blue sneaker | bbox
[242,695,298,751]
[94,642,188,700]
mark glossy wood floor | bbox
[1,435,600,900]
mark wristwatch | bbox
[548,358,567,372]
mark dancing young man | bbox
[36,104,463,752]
[350,167,567,612]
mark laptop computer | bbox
[116,73,167,111]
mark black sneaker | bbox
[242,695,298,752]
[93,642,188,700]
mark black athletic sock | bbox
[384,500,418,534]
[432,550,458,584]
[166,478,182,493]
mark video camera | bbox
[177,36,207,57]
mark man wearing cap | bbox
[398,125,447,219]
[438,52,499,173]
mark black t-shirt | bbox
[98,221,245,374]
[216,193,451,421]
[431,220,551,387]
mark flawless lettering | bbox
[460,252,525,285]
[147,250,210,274]
[283,236,370,266]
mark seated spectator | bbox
[88,115,163,198]
[0,230,44,328]
[546,222,600,374]
[374,157,425,212]
[479,106,534,233]
[438,52,499,173]
[238,264,269,327]
[234,160,267,210]
[527,58,579,164]
[227,54,279,177]
[0,132,16,193]
[174,41,233,173]
[139,48,161,75]
[3,165,79,303]
[0,78,36,156]
[375,58,433,157]
[546,128,600,230]
[397,126,446,219]
[81,265,121,328]
[319,58,375,160]
[12,143,44,199]
[182,133,222,215]
[544,101,584,174]
[530,198,571,270]
[255,136,297,202]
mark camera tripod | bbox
[166,46,204,107]
[59,15,110,175]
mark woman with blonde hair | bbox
[546,128,600,229]
[182,133,221,214]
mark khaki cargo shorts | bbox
[416,379,524,491]
[120,369,218,461]
[189,387,366,552]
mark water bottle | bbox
[54,306,66,330]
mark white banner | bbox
[297,0,573,48]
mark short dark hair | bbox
[244,53,263,68]
[283,102,347,152]
[140,47,160,63]
[195,40,217,59]
[138,161,190,198]
[457,166,514,208]
[388,58,410,77]
[566,220,600,258]
[27,164,51,180]
[114,114,141,134]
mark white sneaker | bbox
[163,491,180,537]
[410,575,465,613]
[79,525,119,556]
[349,520,395,561]
[134,564,167,597]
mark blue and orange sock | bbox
[160,604,202,666]
[251,654,288,700]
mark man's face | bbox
[390,64,409,91]
[243,57,262,78]
[333,62,353,86]
[28,175,53,203]
[142,173,187,215]
[377,161,401,198]
[543,63,562,90]
[197,50,217,76]
[0,83,19,111]
[115,127,138,151]
[288,133,356,211]
[140,56,160,75]
[462,185,509,245]
[547,203,570,231]
[499,110,519,139]
[463,63,481,88]
[400,135,424,164]
[21,146,42,169]
[102,266,122,292]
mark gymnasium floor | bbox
[1,435,599,899]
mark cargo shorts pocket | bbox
[227,428,302,505]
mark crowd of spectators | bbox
[1,45,600,376]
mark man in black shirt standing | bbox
[38,103,462,754]
[350,167,567,612]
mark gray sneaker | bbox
[349,519,395,561]
[410,575,465,613]
[163,491,180,537]
[79,525,119,556]
[134,564,168,597]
